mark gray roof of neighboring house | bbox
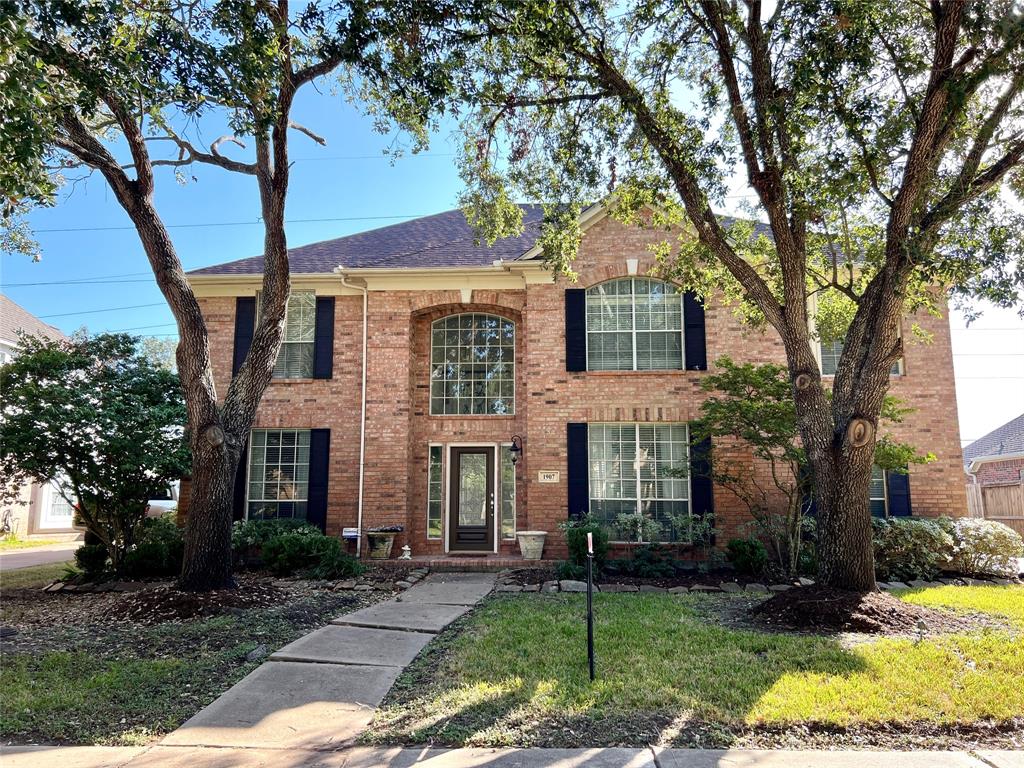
[962,412,1024,465]
[188,205,548,276]
[0,295,67,344]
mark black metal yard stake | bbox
[586,543,596,682]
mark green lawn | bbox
[364,587,1024,747]
[0,561,71,590]
[0,538,63,552]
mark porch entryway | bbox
[448,446,496,552]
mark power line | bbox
[39,302,166,319]
[33,213,431,234]
[5,278,154,287]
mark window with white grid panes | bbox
[247,429,310,519]
[430,314,515,415]
[819,337,903,376]
[427,445,443,539]
[586,278,684,371]
[257,291,316,378]
[588,423,691,542]
[869,464,888,517]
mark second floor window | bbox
[430,313,515,415]
[586,278,684,371]
[819,338,902,377]
[260,291,316,378]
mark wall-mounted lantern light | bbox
[509,435,523,466]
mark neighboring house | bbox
[963,413,1024,536]
[0,295,80,538]
[184,204,968,560]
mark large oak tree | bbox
[450,0,1024,591]
[1,0,469,590]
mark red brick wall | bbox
[196,213,968,558]
[974,458,1024,486]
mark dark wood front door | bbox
[449,447,495,552]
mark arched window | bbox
[586,278,684,370]
[430,313,515,415]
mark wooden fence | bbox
[965,481,1024,536]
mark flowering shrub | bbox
[872,518,953,582]
[937,517,1024,577]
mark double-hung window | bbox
[869,464,888,517]
[588,423,691,542]
[247,429,310,520]
[819,337,903,376]
[259,291,316,378]
[430,313,515,415]
[586,278,684,371]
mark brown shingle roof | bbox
[188,205,547,276]
[0,295,67,344]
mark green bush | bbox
[556,560,586,581]
[74,544,108,578]
[725,537,768,576]
[121,515,184,579]
[231,518,319,552]
[605,545,681,578]
[261,531,362,579]
[872,517,953,582]
[937,517,1024,577]
[560,515,609,571]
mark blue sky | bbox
[1,86,1021,447]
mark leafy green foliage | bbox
[261,531,362,579]
[231,519,320,555]
[726,538,769,577]
[73,544,108,578]
[122,515,184,579]
[936,518,1024,578]
[872,518,954,582]
[555,560,586,581]
[560,515,609,571]
[604,545,685,579]
[1,333,189,572]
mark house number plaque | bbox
[538,471,560,483]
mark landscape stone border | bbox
[495,573,1019,595]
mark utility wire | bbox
[39,302,165,318]
[32,213,431,234]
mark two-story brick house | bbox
[186,203,969,560]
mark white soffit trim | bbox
[967,451,1024,474]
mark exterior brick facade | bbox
[189,210,968,560]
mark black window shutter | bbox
[232,442,249,522]
[313,297,335,379]
[565,289,587,372]
[307,429,331,532]
[566,422,589,519]
[232,297,256,376]
[683,291,707,371]
[886,468,912,517]
[689,432,714,520]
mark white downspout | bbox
[336,268,368,557]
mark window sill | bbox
[267,378,322,385]
[582,369,701,376]
[427,413,517,420]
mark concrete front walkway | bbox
[4,745,1022,768]
[159,571,496,751]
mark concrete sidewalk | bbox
[0,541,79,571]
[159,571,496,750]
[3,745,1021,768]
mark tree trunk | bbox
[806,449,877,592]
[179,430,240,590]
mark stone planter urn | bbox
[366,527,402,560]
[517,530,547,560]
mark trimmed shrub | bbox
[872,517,953,582]
[74,543,108,578]
[556,560,586,581]
[726,537,768,576]
[605,545,680,578]
[262,531,362,578]
[560,515,609,571]
[937,517,1024,577]
[122,514,185,578]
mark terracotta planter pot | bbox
[366,532,397,560]
[517,530,547,560]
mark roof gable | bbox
[0,295,67,345]
[963,412,1024,465]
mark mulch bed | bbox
[751,585,985,634]
[106,580,288,625]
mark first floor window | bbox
[427,445,443,539]
[588,423,691,542]
[869,464,888,517]
[247,429,310,519]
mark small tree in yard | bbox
[451,0,1024,591]
[0,333,190,572]
[695,357,933,577]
